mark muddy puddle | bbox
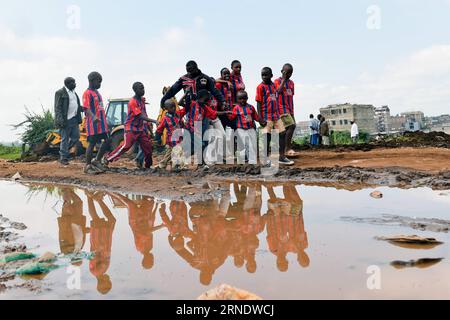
[1,180,450,299]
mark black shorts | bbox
[87,133,110,143]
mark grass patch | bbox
[0,144,22,160]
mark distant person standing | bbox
[320,116,330,146]
[309,114,320,146]
[351,121,359,144]
[317,115,323,145]
[54,77,83,166]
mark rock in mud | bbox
[38,252,57,263]
[341,214,450,233]
[202,182,210,189]
[9,222,27,231]
[0,215,9,224]
[376,235,443,249]
[198,284,262,300]
[370,191,383,199]
[391,258,444,269]
[1,244,27,254]
[11,172,22,181]
[0,231,20,242]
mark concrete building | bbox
[374,106,391,133]
[428,123,450,134]
[294,121,310,138]
[401,111,425,131]
[425,114,450,129]
[389,115,406,133]
[320,103,377,134]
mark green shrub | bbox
[331,130,370,145]
[13,107,55,147]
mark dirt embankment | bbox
[1,146,450,197]
[294,131,450,152]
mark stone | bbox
[370,191,383,199]
[38,252,57,263]
[11,172,22,181]
[376,235,443,245]
[198,284,262,300]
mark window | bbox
[106,101,124,127]
[343,109,347,113]
[344,120,348,125]
[332,121,336,126]
[340,120,343,125]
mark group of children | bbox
[80,60,298,174]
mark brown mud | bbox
[294,131,450,152]
[0,216,44,293]
[1,147,450,201]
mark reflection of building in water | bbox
[265,183,309,272]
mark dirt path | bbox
[294,147,450,173]
[1,147,450,199]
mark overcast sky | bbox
[1,0,450,142]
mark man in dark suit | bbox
[54,77,83,165]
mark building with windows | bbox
[319,103,377,134]
[400,111,425,131]
[374,105,391,133]
[389,115,407,133]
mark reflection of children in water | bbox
[85,190,116,295]
[162,199,228,286]
[265,183,309,272]
[163,183,267,285]
[58,188,87,263]
[226,183,265,273]
[110,194,161,270]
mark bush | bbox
[13,107,55,147]
[331,130,370,145]
[293,136,309,145]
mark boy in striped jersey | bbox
[106,82,158,169]
[155,99,187,170]
[82,72,111,174]
[230,60,245,105]
[274,63,296,156]
[256,67,293,166]
[228,90,260,164]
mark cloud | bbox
[298,45,450,117]
[0,19,207,141]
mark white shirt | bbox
[351,123,359,137]
[65,86,78,120]
[309,119,320,135]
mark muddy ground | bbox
[294,131,450,152]
[1,147,450,200]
